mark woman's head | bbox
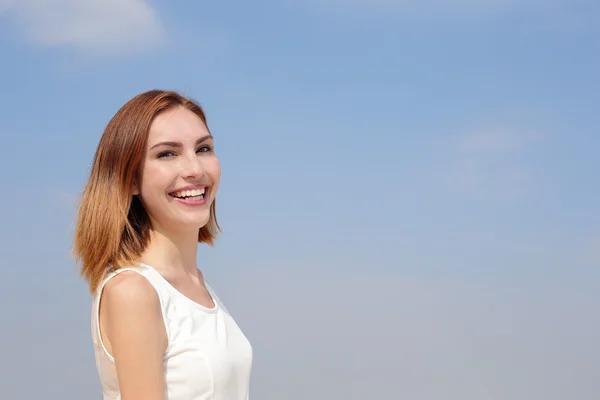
[73,90,221,293]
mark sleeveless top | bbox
[91,264,253,400]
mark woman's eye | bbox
[157,151,175,158]
[197,145,213,153]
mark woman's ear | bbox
[132,180,140,195]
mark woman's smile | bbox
[168,184,210,206]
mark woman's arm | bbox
[100,271,168,400]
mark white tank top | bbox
[91,264,253,400]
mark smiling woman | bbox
[73,90,252,400]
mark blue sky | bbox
[0,1,598,399]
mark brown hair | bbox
[73,90,220,293]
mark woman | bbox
[73,90,253,400]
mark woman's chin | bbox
[182,215,212,231]
[152,209,212,235]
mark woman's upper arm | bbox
[101,271,168,400]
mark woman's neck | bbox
[141,228,199,277]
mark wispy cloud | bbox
[2,0,165,56]
[47,188,79,215]
[445,128,541,200]
[293,0,596,25]
[454,129,534,154]
[0,0,15,13]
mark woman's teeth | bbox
[170,188,206,199]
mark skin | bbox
[98,106,222,400]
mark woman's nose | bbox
[180,153,204,178]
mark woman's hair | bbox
[73,90,220,293]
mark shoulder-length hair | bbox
[73,90,220,293]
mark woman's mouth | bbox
[168,186,208,204]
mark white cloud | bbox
[3,0,164,55]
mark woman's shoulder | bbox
[97,269,169,363]
[100,268,162,312]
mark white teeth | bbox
[171,188,206,198]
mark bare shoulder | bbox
[102,270,160,309]
[101,270,167,351]
[100,270,167,399]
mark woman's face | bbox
[134,106,221,234]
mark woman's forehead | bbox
[148,107,209,145]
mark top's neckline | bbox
[138,263,219,313]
